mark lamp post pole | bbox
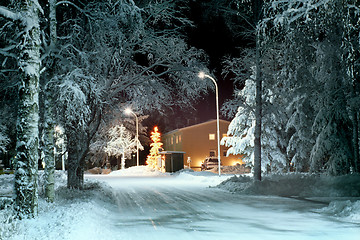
[198,72,221,176]
[125,109,139,166]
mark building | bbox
[162,120,243,170]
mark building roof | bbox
[163,119,230,136]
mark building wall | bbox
[163,120,243,170]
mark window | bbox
[170,137,173,145]
[176,135,179,144]
[179,135,182,143]
[209,150,216,157]
[209,133,215,140]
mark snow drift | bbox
[217,173,360,223]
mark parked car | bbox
[201,157,220,171]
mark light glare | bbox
[124,108,132,115]
[198,71,206,79]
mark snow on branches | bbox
[104,124,141,170]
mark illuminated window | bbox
[176,135,179,144]
[170,137,173,145]
[179,135,182,142]
[209,133,215,140]
[209,150,216,157]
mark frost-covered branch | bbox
[0,6,21,21]
[56,1,87,15]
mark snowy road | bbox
[89,173,360,240]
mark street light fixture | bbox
[198,71,221,176]
[54,125,65,171]
[125,108,139,166]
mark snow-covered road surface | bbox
[88,173,360,240]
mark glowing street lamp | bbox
[125,108,139,166]
[54,125,65,171]
[198,71,221,176]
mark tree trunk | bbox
[66,132,85,189]
[351,85,359,172]
[343,2,360,173]
[254,33,262,182]
[43,101,55,202]
[43,0,58,202]
[253,0,263,182]
[14,0,41,218]
[66,110,101,189]
[121,151,125,169]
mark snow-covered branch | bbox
[0,6,21,21]
[0,45,17,58]
[56,1,83,12]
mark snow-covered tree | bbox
[49,0,208,188]
[0,0,42,217]
[146,126,163,169]
[89,111,148,168]
[259,0,360,174]
[222,66,287,172]
[104,124,142,170]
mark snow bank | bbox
[172,169,234,187]
[108,166,169,177]
[319,200,360,223]
[105,167,234,188]
[218,173,360,198]
[1,171,117,240]
[217,173,360,224]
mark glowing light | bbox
[124,108,132,115]
[54,125,63,134]
[198,71,206,79]
[147,126,163,170]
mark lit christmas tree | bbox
[146,126,163,169]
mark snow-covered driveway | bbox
[88,172,360,240]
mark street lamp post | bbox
[125,108,139,166]
[198,72,221,176]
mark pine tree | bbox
[222,67,287,173]
[146,126,163,169]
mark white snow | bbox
[0,6,21,21]
[108,166,168,177]
[1,168,360,240]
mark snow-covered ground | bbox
[1,167,360,240]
